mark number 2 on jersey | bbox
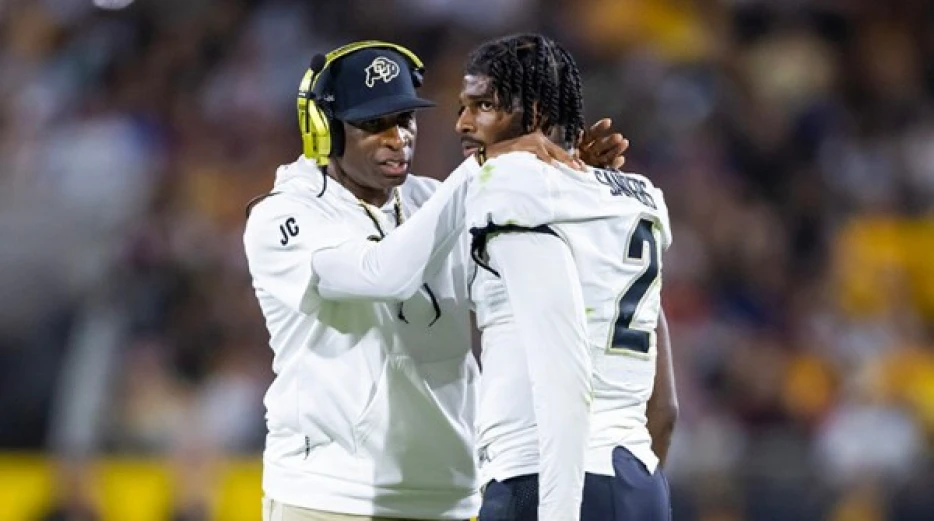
[610,218,660,355]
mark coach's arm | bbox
[312,133,586,302]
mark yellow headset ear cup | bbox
[303,100,332,165]
[297,68,332,164]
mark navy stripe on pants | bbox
[479,446,671,521]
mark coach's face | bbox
[456,74,524,158]
[334,111,417,194]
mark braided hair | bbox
[465,33,585,147]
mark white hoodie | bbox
[243,156,480,519]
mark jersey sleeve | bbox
[243,195,355,314]
[465,152,560,272]
[465,152,556,231]
[486,231,592,521]
[652,184,673,251]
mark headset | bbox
[297,40,426,166]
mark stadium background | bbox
[1,0,934,519]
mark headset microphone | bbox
[309,54,327,75]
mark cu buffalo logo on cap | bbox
[364,56,400,88]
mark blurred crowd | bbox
[1,0,934,520]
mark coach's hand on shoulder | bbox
[484,130,586,171]
[578,118,629,170]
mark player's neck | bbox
[328,164,392,207]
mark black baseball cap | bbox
[321,48,436,123]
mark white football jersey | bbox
[466,152,672,482]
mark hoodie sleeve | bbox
[310,156,480,301]
[243,194,357,314]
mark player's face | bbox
[333,111,417,196]
[456,74,525,158]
